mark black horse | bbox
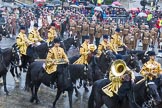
[98,50,116,74]
[0,46,20,95]
[129,50,150,64]
[88,76,162,108]
[25,61,93,108]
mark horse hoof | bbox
[30,97,34,103]
[36,99,40,104]
[62,93,67,97]
[75,93,78,97]
[85,88,89,92]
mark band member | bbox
[95,23,103,47]
[82,21,89,43]
[97,35,116,56]
[89,21,96,44]
[47,23,57,44]
[140,51,161,80]
[102,59,135,98]
[16,26,33,72]
[44,38,69,88]
[28,23,44,44]
[111,28,126,53]
[45,38,69,74]
[74,35,90,64]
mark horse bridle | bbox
[11,46,22,67]
[131,81,157,108]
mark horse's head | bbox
[11,44,22,66]
[73,36,80,48]
[82,65,93,86]
[102,50,116,62]
[145,81,162,105]
[126,54,140,73]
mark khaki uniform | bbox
[82,23,89,36]
[150,29,157,45]
[76,20,82,39]
[70,20,77,35]
[95,24,103,38]
[47,28,57,43]
[103,24,111,36]
[140,59,161,80]
[16,32,33,55]
[142,31,150,50]
[45,46,68,74]
[74,41,89,64]
[98,41,115,56]
[28,29,43,43]
[89,22,96,44]
[124,34,136,49]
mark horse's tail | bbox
[25,64,32,91]
[88,85,95,108]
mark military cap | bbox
[116,54,123,59]
[147,51,156,56]
[34,23,38,27]
[115,28,120,32]
[50,23,55,27]
[103,35,109,39]
[54,38,61,43]
[20,26,25,30]
[84,35,90,39]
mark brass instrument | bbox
[111,59,127,77]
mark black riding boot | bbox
[50,72,57,89]
[21,54,28,72]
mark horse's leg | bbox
[2,73,9,95]
[34,82,41,104]
[83,80,89,92]
[53,89,62,108]
[68,89,73,108]
[30,83,35,103]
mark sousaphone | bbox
[111,59,127,77]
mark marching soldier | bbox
[28,23,44,45]
[76,19,82,39]
[95,23,103,47]
[82,21,89,43]
[97,35,116,57]
[47,23,57,44]
[150,28,157,47]
[140,51,161,80]
[124,34,136,50]
[142,30,150,50]
[74,35,90,64]
[89,21,96,44]
[44,38,69,87]
[111,28,127,53]
[16,26,33,72]
[69,18,77,37]
[103,22,111,36]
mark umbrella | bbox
[112,1,122,6]
[129,8,139,11]
[87,4,95,8]
[94,6,103,12]
[70,4,79,8]
[101,5,108,8]
[137,12,147,17]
